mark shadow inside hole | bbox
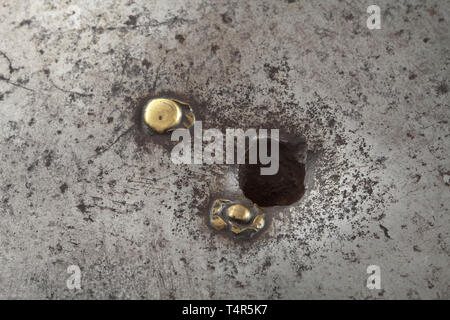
[238,138,306,207]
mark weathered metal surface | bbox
[0,0,448,299]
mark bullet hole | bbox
[238,138,306,207]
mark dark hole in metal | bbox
[238,138,306,207]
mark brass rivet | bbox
[227,204,252,223]
[209,199,265,237]
[143,97,195,134]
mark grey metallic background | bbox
[0,0,448,299]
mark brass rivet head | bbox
[209,199,265,238]
[227,204,252,223]
[143,97,195,134]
